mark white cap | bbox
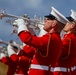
[70,10,76,22]
[51,7,69,24]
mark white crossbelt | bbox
[30,64,49,71]
[30,64,76,72]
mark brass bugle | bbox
[0,40,19,50]
[6,20,39,29]
[0,40,13,46]
[0,39,22,47]
[0,9,44,25]
[0,12,41,23]
[0,39,20,47]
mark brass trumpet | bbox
[0,39,21,49]
[0,39,14,46]
[0,9,44,34]
[0,9,42,24]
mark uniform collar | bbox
[64,33,75,38]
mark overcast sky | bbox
[0,0,76,43]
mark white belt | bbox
[70,66,76,71]
[30,64,76,72]
[30,64,49,71]
[50,67,70,72]
[50,66,76,72]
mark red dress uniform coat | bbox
[18,31,62,75]
[23,45,36,59]
[53,33,76,75]
[10,45,35,75]
[1,56,16,75]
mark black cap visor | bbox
[45,14,56,20]
[66,16,74,22]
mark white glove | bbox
[0,53,6,59]
[13,19,28,34]
[12,41,20,54]
[38,24,47,37]
[7,44,16,57]
[13,19,25,26]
